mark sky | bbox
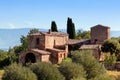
[0,0,120,31]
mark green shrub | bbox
[72,50,106,79]
[2,63,37,80]
[0,50,10,68]
[91,74,115,80]
[30,62,65,80]
[61,57,72,63]
[59,62,86,80]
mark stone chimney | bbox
[48,29,52,34]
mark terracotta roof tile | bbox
[68,39,90,45]
[79,44,99,49]
[31,49,51,55]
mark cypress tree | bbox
[67,17,76,39]
[71,23,76,39]
[51,21,58,32]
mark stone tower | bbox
[91,24,110,44]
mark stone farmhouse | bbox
[79,24,110,61]
[19,24,110,64]
[19,30,68,64]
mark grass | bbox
[107,70,120,80]
[0,70,4,80]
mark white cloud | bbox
[24,22,39,28]
[8,23,16,29]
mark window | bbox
[36,38,39,45]
[60,54,62,58]
[94,39,98,44]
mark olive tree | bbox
[72,50,106,79]
[59,62,86,80]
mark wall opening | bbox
[36,38,40,45]
[94,39,98,44]
[25,53,36,64]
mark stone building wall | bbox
[91,24,110,44]
[41,55,50,62]
[28,34,45,50]
[19,31,69,64]
[45,35,68,49]
[19,49,50,64]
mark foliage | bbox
[61,57,72,63]
[0,50,9,68]
[76,30,90,39]
[59,62,86,80]
[28,28,39,34]
[30,62,65,80]
[0,50,8,63]
[71,50,106,79]
[67,17,76,39]
[20,35,28,51]
[91,74,115,80]
[13,45,23,54]
[101,39,120,55]
[51,21,58,32]
[8,48,18,64]
[2,63,37,80]
[104,53,117,65]
[107,71,120,80]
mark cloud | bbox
[8,23,16,29]
[24,22,39,27]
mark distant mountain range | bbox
[0,28,120,50]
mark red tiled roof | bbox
[91,24,110,29]
[31,49,51,55]
[68,39,90,45]
[47,48,65,52]
[79,44,99,49]
[29,31,68,36]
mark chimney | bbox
[48,29,52,34]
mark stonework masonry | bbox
[19,30,68,64]
[91,24,110,44]
[19,24,111,64]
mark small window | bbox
[60,54,62,58]
[36,38,39,45]
[94,39,98,44]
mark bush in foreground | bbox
[91,74,115,80]
[59,62,86,80]
[30,62,65,80]
[2,63,37,80]
[72,50,106,79]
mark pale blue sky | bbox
[0,0,120,30]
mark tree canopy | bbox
[30,62,65,80]
[2,63,37,80]
[76,30,90,39]
[101,39,120,55]
[51,21,58,32]
[28,28,39,34]
[71,50,106,79]
[67,17,76,39]
[59,62,86,80]
[0,50,9,68]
